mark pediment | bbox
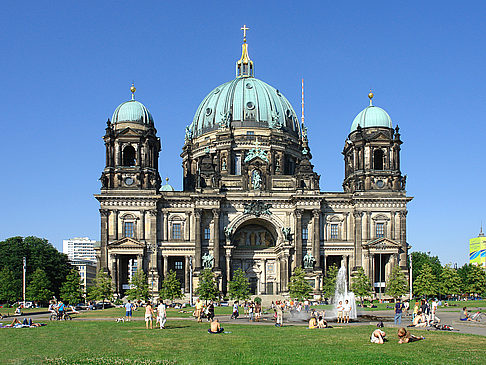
[116,127,142,137]
[369,131,391,141]
[363,237,401,249]
[108,237,144,248]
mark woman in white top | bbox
[336,301,343,323]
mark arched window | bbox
[373,149,384,170]
[123,146,136,166]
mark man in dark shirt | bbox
[420,300,430,325]
[394,298,404,325]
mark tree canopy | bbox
[413,263,439,297]
[125,269,149,301]
[89,270,113,307]
[288,267,313,300]
[385,266,408,300]
[458,263,486,295]
[411,251,442,283]
[228,268,250,301]
[197,269,220,302]
[159,270,183,302]
[0,268,21,303]
[0,236,72,299]
[60,268,84,305]
[440,264,462,297]
[322,264,339,298]
[26,268,53,303]
[350,267,372,303]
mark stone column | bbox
[366,212,371,240]
[295,209,303,267]
[280,256,289,292]
[141,210,146,241]
[344,213,349,241]
[185,212,191,241]
[148,210,158,269]
[110,254,117,294]
[163,212,169,241]
[137,254,143,273]
[114,210,119,240]
[312,209,321,269]
[163,255,168,277]
[212,209,220,269]
[185,256,190,293]
[262,259,266,294]
[195,209,202,269]
[99,209,109,270]
[353,211,363,268]
[391,211,396,240]
[399,211,408,267]
[370,253,375,285]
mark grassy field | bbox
[1,320,485,364]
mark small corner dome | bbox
[111,100,154,125]
[350,105,392,133]
[160,178,175,192]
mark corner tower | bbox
[342,92,405,193]
[100,85,161,191]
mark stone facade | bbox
[95,41,412,299]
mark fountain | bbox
[332,266,357,320]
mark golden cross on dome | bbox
[241,24,249,42]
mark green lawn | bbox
[1,320,485,364]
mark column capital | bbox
[312,209,320,218]
[295,209,303,218]
[195,208,202,218]
[212,208,220,217]
[148,209,158,217]
[353,211,363,219]
[399,210,408,218]
[99,209,110,217]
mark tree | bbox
[411,251,442,283]
[440,264,462,297]
[322,264,339,298]
[125,269,149,302]
[89,270,113,308]
[197,268,220,302]
[0,268,20,304]
[413,263,439,297]
[458,263,486,295]
[26,268,53,304]
[0,236,72,299]
[60,268,83,305]
[228,268,250,301]
[159,270,183,302]
[385,266,408,300]
[350,267,372,304]
[288,267,313,300]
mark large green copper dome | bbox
[350,94,393,132]
[189,77,301,139]
[112,100,154,125]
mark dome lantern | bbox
[350,91,393,133]
[236,24,254,78]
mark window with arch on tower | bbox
[373,149,384,170]
[123,145,136,166]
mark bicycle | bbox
[470,311,485,322]
[49,311,72,321]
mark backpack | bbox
[377,321,384,328]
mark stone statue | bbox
[202,253,214,269]
[281,227,292,241]
[219,111,231,129]
[184,125,192,142]
[252,170,262,190]
[303,252,315,269]
[224,226,234,240]
[269,111,282,129]
[243,201,272,217]
[222,158,227,171]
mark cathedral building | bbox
[95,30,412,298]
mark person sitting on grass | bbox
[317,315,329,328]
[397,327,425,343]
[460,307,478,322]
[308,316,318,329]
[370,329,386,344]
[409,311,427,327]
[208,318,224,334]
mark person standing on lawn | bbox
[157,300,167,329]
[231,301,239,319]
[145,302,154,329]
[395,298,404,325]
[125,300,133,321]
[195,299,204,323]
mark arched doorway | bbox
[231,218,278,295]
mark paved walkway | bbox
[7,307,486,336]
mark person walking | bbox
[394,298,404,325]
[231,301,239,319]
[430,299,438,324]
[195,299,204,323]
[157,300,167,329]
[145,302,154,329]
[207,301,215,322]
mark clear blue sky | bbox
[1,1,485,266]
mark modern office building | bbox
[63,237,97,263]
[469,228,486,268]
